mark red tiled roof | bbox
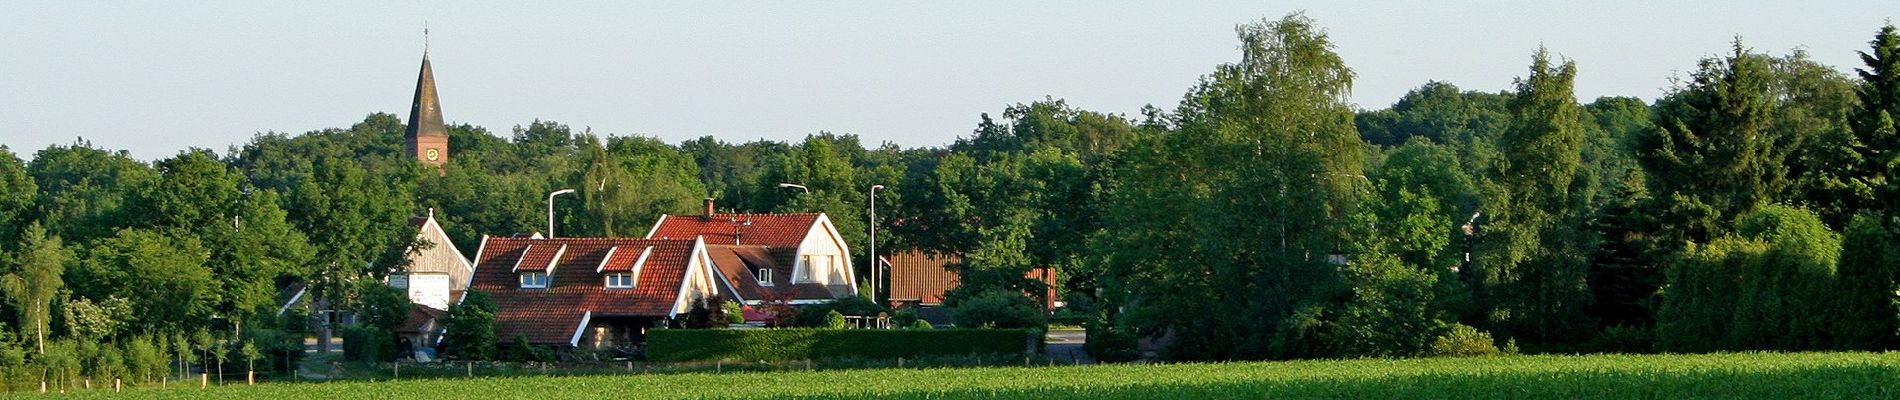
[513,244,565,272]
[647,213,821,248]
[471,236,701,345]
[399,304,448,334]
[598,245,646,272]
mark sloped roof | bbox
[707,244,838,303]
[398,305,448,334]
[647,213,822,248]
[471,236,701,345]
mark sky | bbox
[2,2,1894,161]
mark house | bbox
[397,305,448,361]
[468,235,721,350]
[390,209,474,311]
[887,250,1061,311]
[644,199,858,308]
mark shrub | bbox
[505,334,555,363]
[646,329,1029,362]
[950,289,1044,329]
[443,290,499,360]
[341,325,398,362]
[1658,205,1843,352]
[892,308,921,327]
[1429,324,1501,357]
[907,319,934,329]
[825,310,848,329]
[723,300,746,325]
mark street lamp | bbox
[547,188,576,238]
[776,183,809,194]
[868,184,885,303]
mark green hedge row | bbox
[647,329,1030,362]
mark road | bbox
[1044,328,1093,364]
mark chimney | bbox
[702,198,716,219]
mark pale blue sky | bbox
[2,2,1892,160]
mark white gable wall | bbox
[792,215,857,297]
[671,238,721,317]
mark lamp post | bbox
[547,188,575,238]
[868,184,885,303]
[776,183,809,194]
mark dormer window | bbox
[757,268,773,286]
[605,272,634,289]
[520,272,549,289]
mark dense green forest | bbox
[1,13,1899,388]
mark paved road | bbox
[1044,328,1094,364]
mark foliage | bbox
[341,325,399,363]
[442,291,499,361]
[1835,213,1898,349]
[949,289,1044,329]
[1636,41,1790,245]
[1657,205,1841,352]
[645,328,1029,362]
[1,223,64,353]
[1332,251,1451,358]
[1096,12,1364,361]
[505,335,555,363]
[1428,324,1503,357]
[721,300,745,325]
[1473,48,1596,346]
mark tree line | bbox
[1,13,1898,387]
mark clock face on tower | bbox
[426,148,440,161]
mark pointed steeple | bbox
[406,53,447,140]
[405,51,450,168]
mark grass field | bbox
[22,352,1900,399]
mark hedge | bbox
[647,329,1030,362]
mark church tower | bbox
[405,51,449,169]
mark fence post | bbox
[248,370,255,385]
[627,361,633,372]
[394,362,400,380]
[716,360,722,373]
[467,361,473,377]
[200,372,208,389]
[115,378,122,392]
[898,357,904,368]
[85,378,91,389]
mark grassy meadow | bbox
[16,351,1898,399]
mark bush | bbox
[950,289,1044,329]
[505,335,555,363]
[723,300,746,325]
[341,325,399,362]
[907,319,934,329]
[1429,324,1501,357]
[443,290,499,360]
[1658,205,1842,352]
[824,310,848,329]
[646,329,1030,362]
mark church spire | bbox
[405,49,450,168]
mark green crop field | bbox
[22,352,1900,399]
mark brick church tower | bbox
[405,51,449,169]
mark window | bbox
[520,272,549,289]
[756,268,773,286]
[605,272,634,289]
